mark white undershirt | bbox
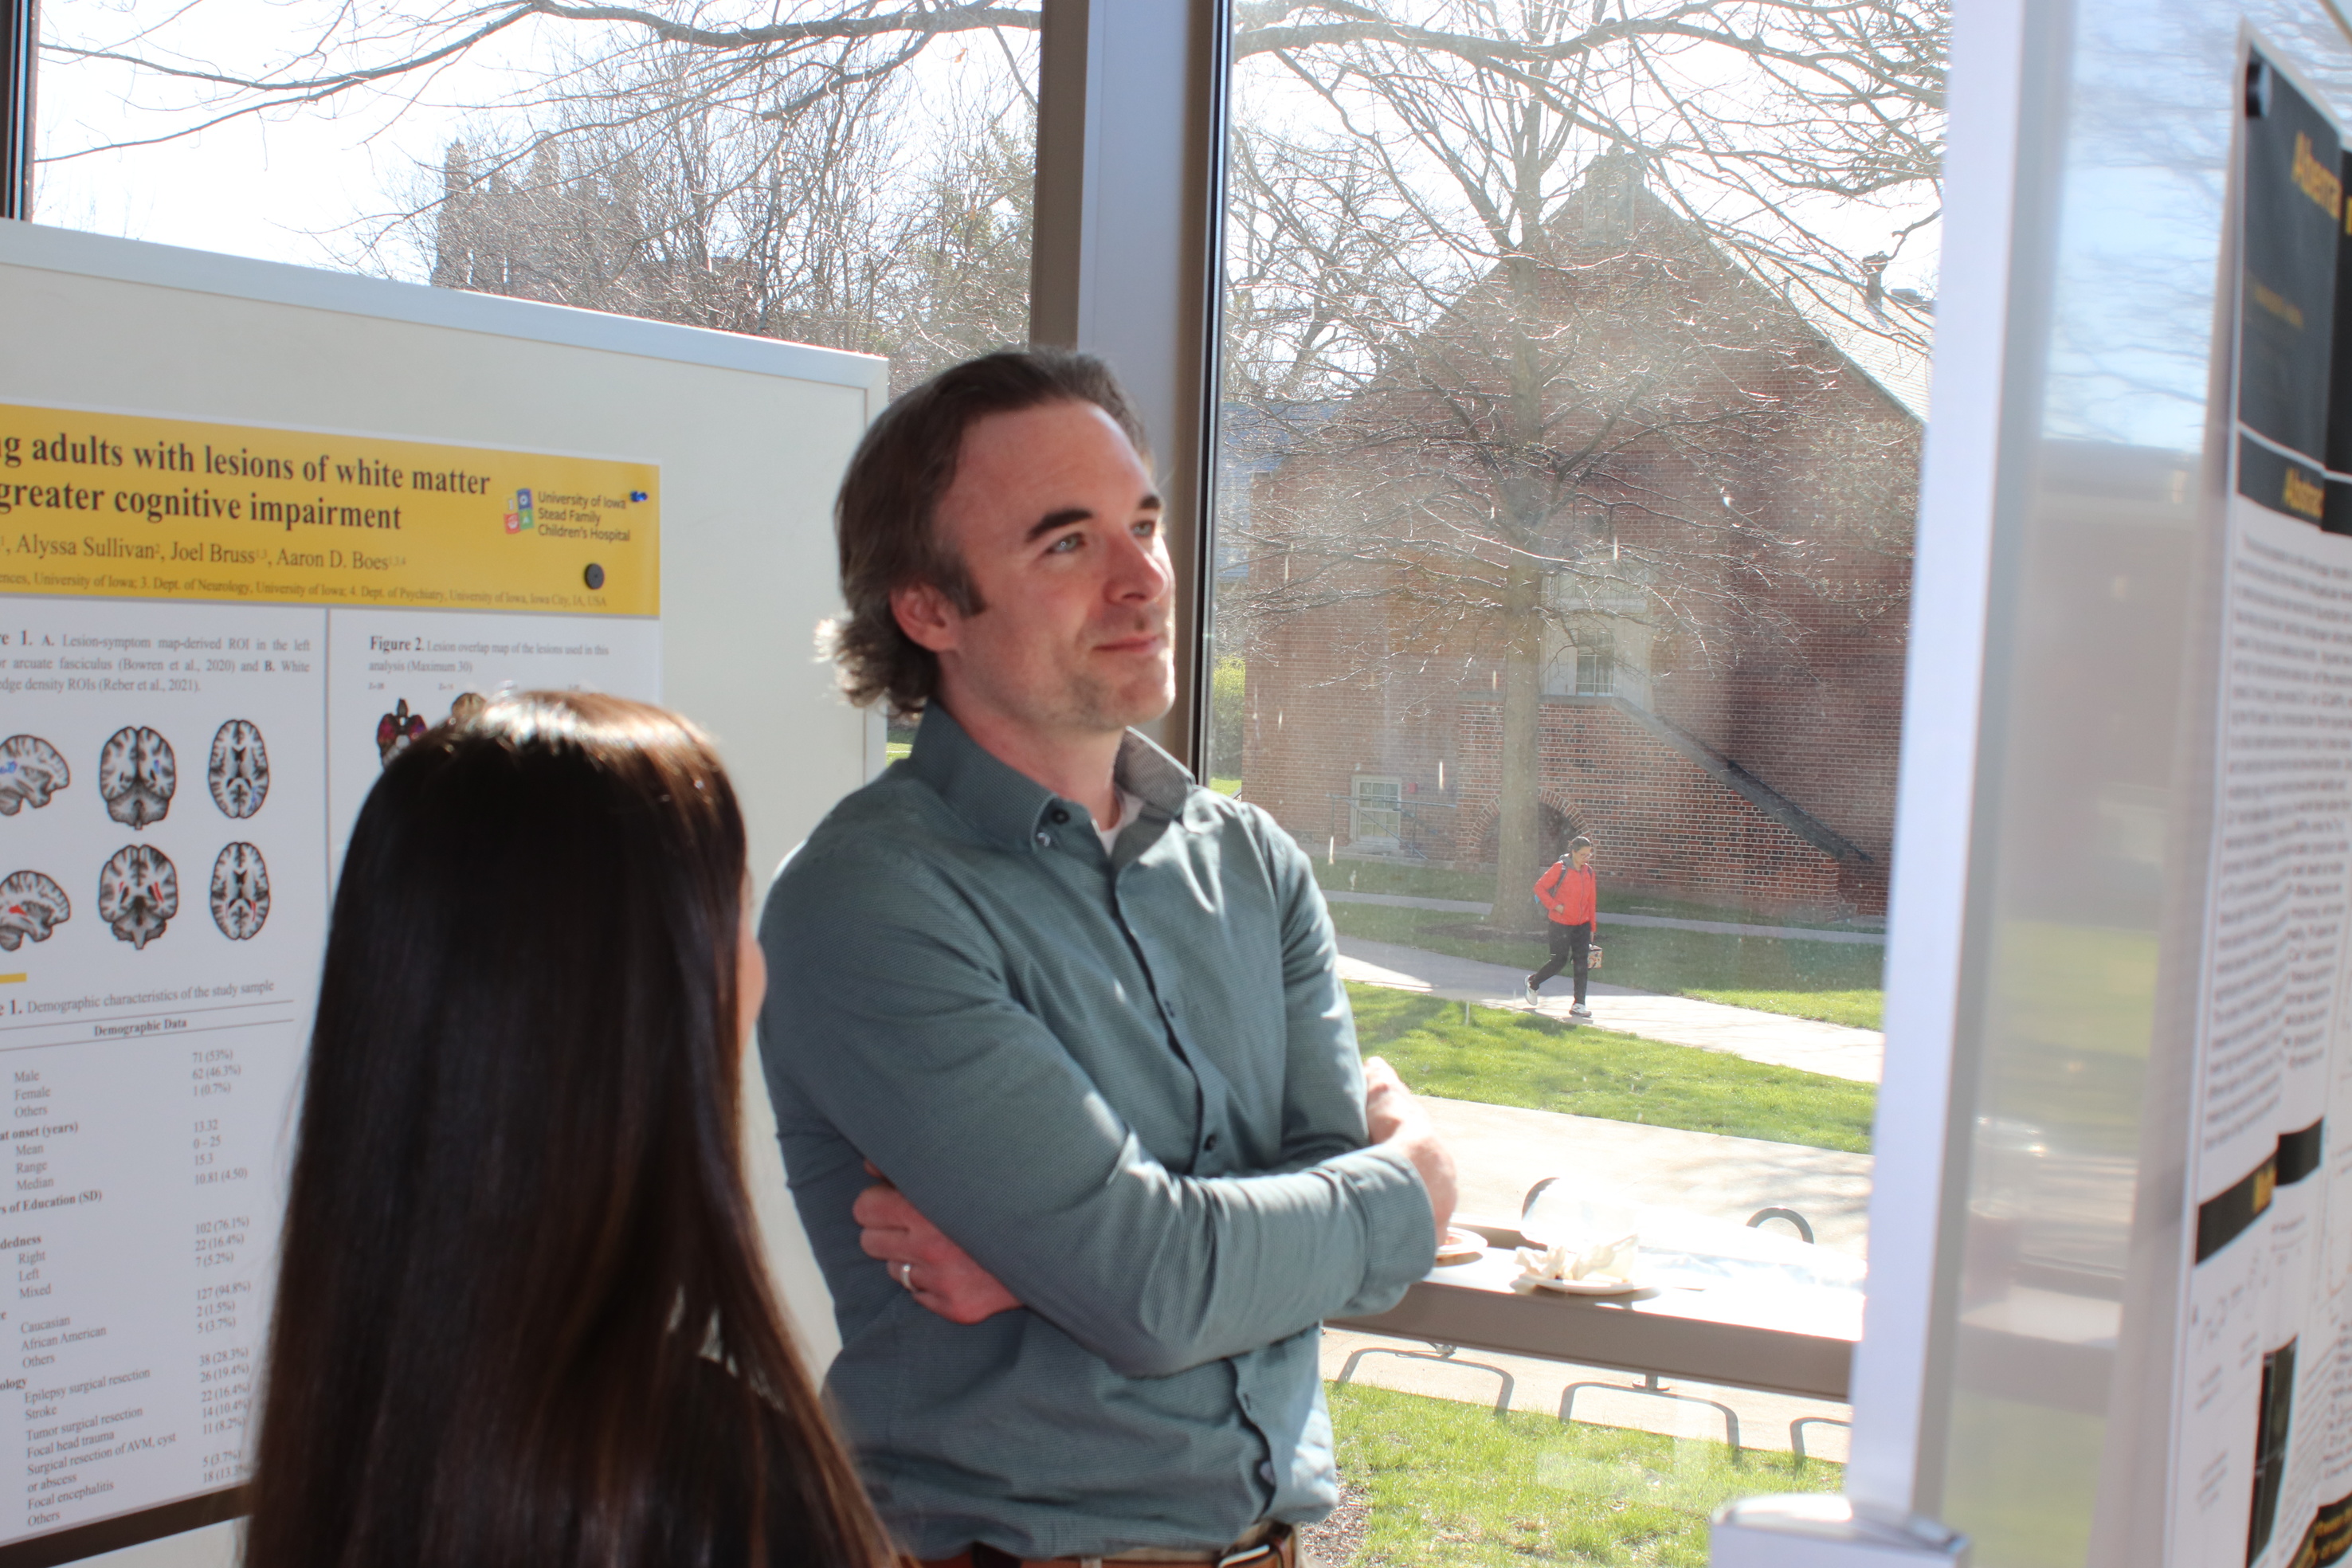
[1096,787,1147,854]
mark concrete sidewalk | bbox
[1338,934,1885,1084]
[1325,889,1887,945]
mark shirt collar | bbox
[907,703,1199,851]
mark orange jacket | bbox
[1534,860,1597,926]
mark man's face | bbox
[1573,846,1594,869]
[904,399,1174,739]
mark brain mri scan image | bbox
[0,872,69,951]
[97,727,176,829]
[0,737,68,816]
[377,700,426,766]
[206,720,269,818]
[448,692,486,726]
[209,844,270,941]
[97,845,178,950]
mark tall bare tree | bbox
[52,0,1938,218]
[45,0,1938,915]
[367,43,1031,386]
[1220,0,1934,921]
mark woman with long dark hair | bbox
[246,692,894,1568]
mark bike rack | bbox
[1335,1341,1515,1416]
[1560,1371,1742,1454]
[1790,1415,1850,1461]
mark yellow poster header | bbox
[0,403,657,616]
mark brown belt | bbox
[914,1521,1295,1568]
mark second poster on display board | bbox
[0,406,658,1552]
[2170,35,2352,1568]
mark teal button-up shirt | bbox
[756,704,1435,1560]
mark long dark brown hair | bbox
[247,692,893,1568]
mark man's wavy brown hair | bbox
[827,347,1149,715]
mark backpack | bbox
[1531,857,1570,919]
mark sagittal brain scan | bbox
[97,845,178,950]
[0,872,69,951]
[0,737,68,816]
[206,720,269,819]
[209,843,270,941]
[377,700,426,766]
[0,738,68,817]
[97,727,176,829]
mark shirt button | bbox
[1051,807,1071,824]
[1204,1131,1220,1151]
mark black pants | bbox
[1530,920,1592,1003]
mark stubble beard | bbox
[951,607,1176,741]
[1060,610,1175,735]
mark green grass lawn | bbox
[1679,988,1882,1030]
[1212,776,1243,796]
[1328,902,1885,1030]
[1327,1382,1840,1566]
[1348,983,1874,1153]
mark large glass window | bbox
[37,4,1035,381]
[1214,1,1942,1543]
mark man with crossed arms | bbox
[757,348,1456,1567]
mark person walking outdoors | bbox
[1527,836,1600,1018]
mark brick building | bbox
[1229,152,1928,918]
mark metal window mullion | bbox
[1029,0,1234,774]
[2,0,34,221]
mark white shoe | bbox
[1570,1002,1593,1020]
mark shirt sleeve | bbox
[1260,814,1437,1314]
[761,838,1434,1382]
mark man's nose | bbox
[1106,525,1173,602]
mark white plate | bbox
[1433,1228,1488,1265]
[1525,1274,1647,1296]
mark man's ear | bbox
[892,580,962,655]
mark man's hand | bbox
[1362,1057,1458,1237]
[855,1165,1024,1324]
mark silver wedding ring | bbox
[897,1260,915,1290]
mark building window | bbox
[1575,640,1616,696]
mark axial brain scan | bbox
[207,720,269,818]
[97,727,177,828]
[0,872,69,951]
[0,737,68,816]
[97,845,178,950]
[209,844,270,941]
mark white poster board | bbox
[0,222,884,1566]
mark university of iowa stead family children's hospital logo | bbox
[504,485,650,534]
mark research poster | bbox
[0,402,658,1550]
[2171,41,2352,1568]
